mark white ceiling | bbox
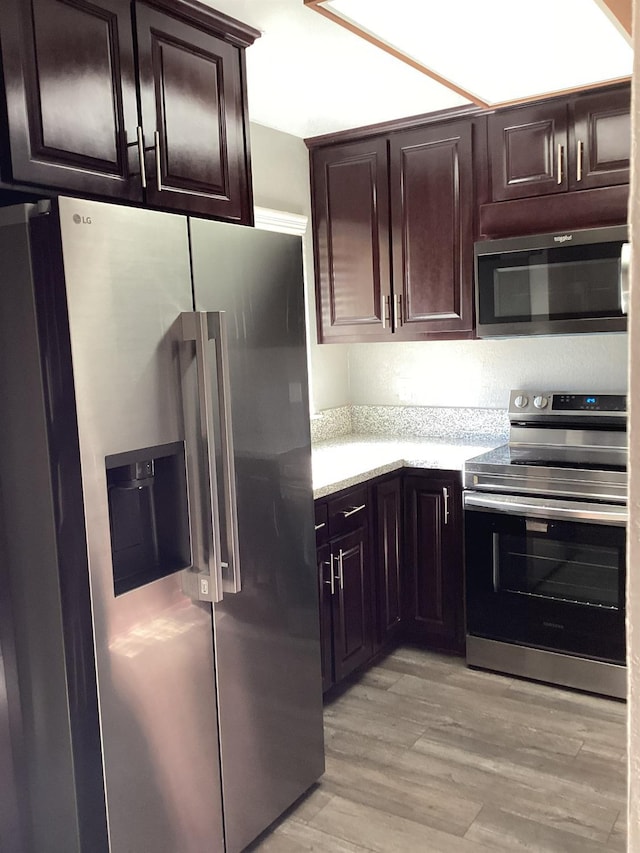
[203,0,631,140]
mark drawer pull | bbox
[340,504,366,518]
[314,522,326,531]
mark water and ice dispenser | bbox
[106,442,191,595]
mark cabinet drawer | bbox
[328,486,369,537]
[314,501,329,545]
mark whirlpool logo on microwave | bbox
[553,234,573,243]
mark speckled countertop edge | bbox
[312,433,506,499]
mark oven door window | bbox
[495,527,619,609]
[465,507,626,663]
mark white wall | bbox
[348,334,629,409]
[249,122,350,412]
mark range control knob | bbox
[514,395,529,409]
[533,395,549,409]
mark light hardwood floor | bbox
[248,646,627,852]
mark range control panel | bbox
[552,394,626,412]
[509,391,627,419]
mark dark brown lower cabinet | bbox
[403,472,465,654]
[315,488,374,692]
[374,476,403,649]
[330,527,374,682]
[316,469,464,693]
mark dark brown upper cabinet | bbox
[489,84,630,203]
[135,3,252,220]
[311,137,391,342]
[310,117,475,344]
[489,102,568,201]
[389,121,474,338]
[569,87,631,191]
[0,0,140,200]
[0,0,258,222]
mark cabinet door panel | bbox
[409,488,445,627]
[390,121,474,337]
[332,528,373,682]
[489,103,568,201]
[375,478,403,646]
[570,87,631,190]
[135,3,250,221]
[0,0,140,198]
[404,474,464,652]
[311,139,391,342]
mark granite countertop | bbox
[312,433,505,499]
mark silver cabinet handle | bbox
[315,522,326,531]
[443,487,450,525]
[341,504,366,518]
[393,293,402,328]
[181,311,224,603]
[337,549,344,591]
[557,144,564,185]
[576,139,583,182]
[136,126,147,189]
[154,130,163,191]
[324,558,335,595]
[621,242,631,316]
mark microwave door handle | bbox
[621,242,631,316]
[208,311,242,594]
[181,311,224,603]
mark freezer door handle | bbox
[181,311,225,603]
[209,310,242,594]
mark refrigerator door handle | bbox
[181,311,224,603]
[208,310,242,594]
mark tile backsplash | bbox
[311,404,509,443]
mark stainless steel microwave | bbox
[474,225,629,338]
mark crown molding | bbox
[254,206,308,235]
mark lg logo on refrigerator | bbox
[72,213,92,225]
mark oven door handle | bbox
[463,491,627,526]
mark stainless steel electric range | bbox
[463,390,627,699]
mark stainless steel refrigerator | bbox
[0,197,324,853]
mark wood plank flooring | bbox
[247,646,627,852]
